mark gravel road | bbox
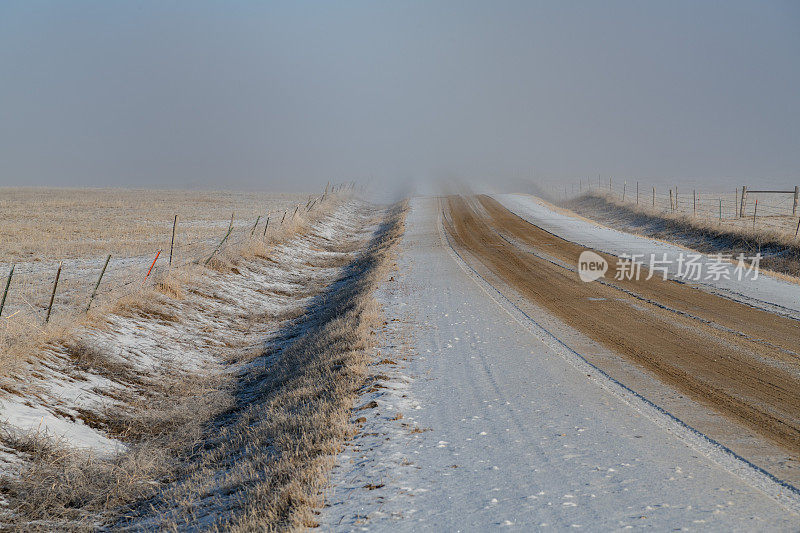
[321,197,799,531]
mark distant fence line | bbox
[0,182,355,326]
[558,177,800,237]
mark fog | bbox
[0,1,798,196]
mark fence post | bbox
[795,217,800,239]
[205,227,233,265]
[753,199,758,230]
[740,186,747,218]
[622,181,626,202]
[281,210,287,225]
[169,214,177,266]
[636,181,639,205]
[87,254,111,311]
[669,189,674,212]
[0,264,14,318]
[794,186,799,216]
[250,215,261,237]
[45,262,62,323]
[735,188,739,218]
[652,186,655,208]
[263,216,270,238]
[693,190,696,216]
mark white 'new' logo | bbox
[578,250,607,282]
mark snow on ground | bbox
[321,197,799,531]
[495,193,800,319]
[0,199,379,456]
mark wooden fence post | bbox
[0,264,14,318]
[169,215,177,266]
[652,186,655,208]
[87,254,111,311]
[636,181,639,205]
[622,181,626,202]
[740,186,747,218]
[753,199,758,230]
[263,216,270,238]
[205,227,233,265]
[281,211,287,225]
[45,262,62,323]
[693,190,696,216]
[250,215,261,237]
[669,189,674,212]
[719,199,722,225]
[794,185,799,216]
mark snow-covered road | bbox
[321,197,799,531]
[495,193,800,319]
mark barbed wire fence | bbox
[556,177,800,238]
[0,182,355,334]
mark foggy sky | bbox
[0,1,798,194]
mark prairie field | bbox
[0,187,309,261]
[0,184,409,530]
[0,187,306,326]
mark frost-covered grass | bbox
[0,188,328,377]
[0,191,405,530]
[565,192,800,278]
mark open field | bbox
[0,188,307,321]
[0,187,326,383]
[0,187,310,262]
[3,188,800,530]
[0,186,406,530]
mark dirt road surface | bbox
[321,197,800,531]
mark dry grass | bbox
[0,188,340,378]
[565,192,800,277]
[0,197,407,531]
[125,202,407,531]
[0,187,307,262]
[0,186,308,335]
